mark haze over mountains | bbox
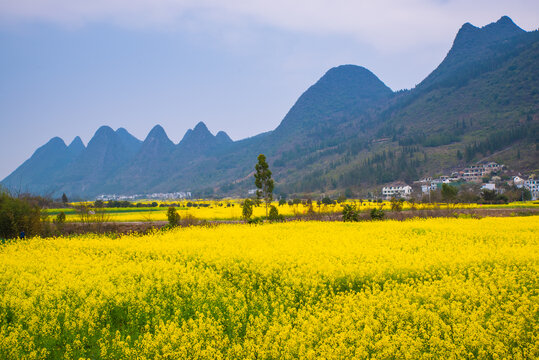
[2,16,538,199]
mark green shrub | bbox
[247,216,263,225]
[268,205,284,222]
[342,204,359,222]
[390,197,404,211]
[0,189,41,239]
[55,211,66,224]
[370,208,385,221]
[166,207,180,227]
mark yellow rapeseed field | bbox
[0,217,537,359]
[48,200,539,222]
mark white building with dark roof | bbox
[382,182,412,199]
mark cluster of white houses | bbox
[381,182,413,199]
[513,177,539,200]
[96,191,192,201]
[381,162,539,200]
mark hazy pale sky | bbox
[1,0,538,179]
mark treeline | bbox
[284,147,425,193]
[464,124,535,161]
[94,200,213,208]
[339,148,423,187]
[273,134,370,169]
[398,132,461,147]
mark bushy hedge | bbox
[0,189,41,239]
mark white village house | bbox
[382,182,412,200]
[421,183,438,194]
[512,176,525,188]
[524,178,539,200]
[480,183,496,191]
[461,162,502,182]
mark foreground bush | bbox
[0,217,537,359]
[0,189,41,239]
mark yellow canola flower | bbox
[48,200,539,222]
[0,217,537,359]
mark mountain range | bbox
[2,16,538,199]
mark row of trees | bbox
[429,183,531,204]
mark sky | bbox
[1,1,538,180]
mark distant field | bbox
[43,200,539,222]
[0,217,537,358]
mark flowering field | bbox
[45,200,539,222]
[1,217,538,359]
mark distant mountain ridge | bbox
[2,16,538,198]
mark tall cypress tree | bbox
[254,154,274,217]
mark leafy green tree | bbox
[321,197,333,205]
[242,199,253,221]
[481,189,497,203]
[268,205,282,222]
[167,207,180,227]
[441,183,458,203]
[278,199,286,206]
[522,188,532,201]
[61,193,68,205]
[254,154,274,217]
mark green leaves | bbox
[254,154,274,217]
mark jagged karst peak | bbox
[46,136,67,147]
[416,15,531,91]
[180,121,214,144]
[452,16,525,51]
[216,131,233,143]
[68,136,84,149]
[67,136,85,157]
[312,64,392,98]
[92,125,115,139]
[113,127,143,156]
[142,125,174,149]
[325,64,377,77]
[31,137,67,156]
[274,64,392,135]
[488,16,522,31]
[193,121,211,134]
[456,22,479,36]
[97,125,115,134]
[146,124,168,139]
